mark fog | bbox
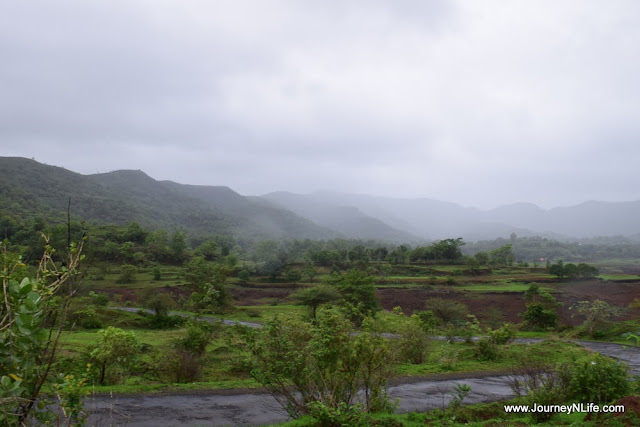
[1,1,640,209]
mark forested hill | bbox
[0,157,337,240]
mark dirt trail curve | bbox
[85,338,640,426]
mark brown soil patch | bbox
[586,395,640,424]
[377,279,640,325]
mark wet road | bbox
[85,339,640,426]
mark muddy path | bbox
[85,339,640,426]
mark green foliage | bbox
[245,309,395,418]
[175,321,218,355]
[307,401,368,427]
[414,310,437,332]
[474,251,489,266]
[522,283,560,330]
[117,264,137,283]
[449,383,472,413]
[152,266,162,280]
[184,256,231,313]
[397,316,431,364]
[548,259,599,279]
[328,269,381,326]
[87,327,141,385]
[489,244,514,266]
[293,285,340,319]
[508,353,630,423]
[170,231,188,261]
[571,299,620,338]
[566,354,629,404]
[475,338,500,361]
[522,302,558,330]
[285,268,303,283]
[488,323,516,345]
[89,291,109,306]
[140,288,176,316]
[423,298,468,327]
[237,267,251,283]
[0,237,85,425]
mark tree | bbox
[195,239,219,261]
[572,300,620,338]
[489,244,514,266]
[117,264,137,283]
[424,298,468,327]
[184,256,231,312]
[285,268,302,284]
[474,251,489,266]
[123,221,147,244]
[145,229,170,262]
[245,309,395,418]
[548,259,566,278]
[1,237,86,425]
[522,283,560,330]
[328,269,380,326]
[237,267,251,284]
[432,238,465,261]
[577,263,599,278]
[140,288,176,317]
[293,285,341,319]
[87,327,141,385]
[302,264,318,282]
[170,231,188,262]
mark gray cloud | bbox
[1,0,640,209]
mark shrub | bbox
[87,327,141,385]
[397,316,430,364]
[116,264,137,284]
[155,349,203,383]
[175,321,218,355]
[307,402,368,427]
[488,323,516,345]
[475,338,499,361]
[567,354,629,404]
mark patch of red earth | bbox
[99,278,640,326]
[377,279,640,325]
[586,395,640,423]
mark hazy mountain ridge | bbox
[267,191,640,240]
[2,157,639,241]
[0,157,335,240]
[262,192,420,242]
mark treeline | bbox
[465,234,640,263]
[2,214,637,272]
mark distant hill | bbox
[273,191,640,240]
[262,191,420,242]
[2,157,639,241]
[0,157,336,240]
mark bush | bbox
[397,316,430,364]
[71,308,103,329]
[307,402,368,427]
[475,338,499,361]
[146,314,185,329]
[488,323,516,345]
[508,354,630,423]
[567,354,629,404]
[154,349,203,383]
[116,264,137,284]
[175,321,218,355]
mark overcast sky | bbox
[1,1,639,209]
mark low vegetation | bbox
[2,214,639,425]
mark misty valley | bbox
[2,157,640,426]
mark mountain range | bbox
[1,157,639,241]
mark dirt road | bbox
[85,339,640,426]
